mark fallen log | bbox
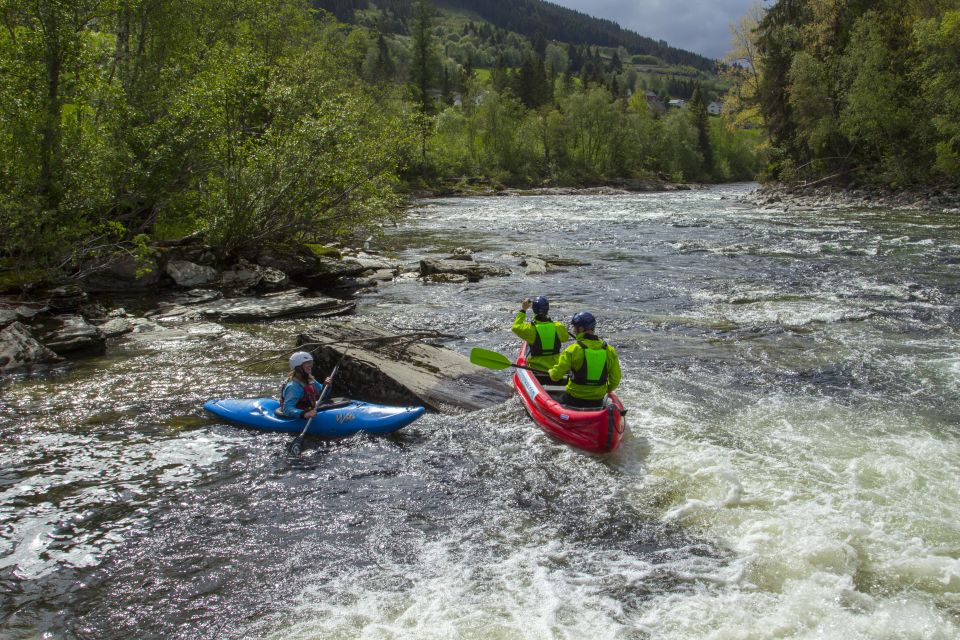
[297,321,513,413]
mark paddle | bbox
[287,359,342,456]
[469,347,537,371]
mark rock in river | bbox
[150,290,355,322]
[298,321,512,413]
[0,321,63,371]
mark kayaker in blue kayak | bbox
[280,351,333,419]
[512,296,570,382]
[548,311,622,408]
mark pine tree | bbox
[410,0,435,114]
[690,84,713,177]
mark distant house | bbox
[708,101,722,115]
[644,91,666,114]
[668,98,685,109]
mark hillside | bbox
[313,0,718,72]
[439,0,717,72]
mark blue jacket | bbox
[281,379,326,418]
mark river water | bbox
[2,183,959,639]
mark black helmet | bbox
[532,296,549,315]
[571,311,596,330]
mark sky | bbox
[549,0,764,60]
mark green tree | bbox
[914,10,960,178]
[689,84,713,178]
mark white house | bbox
[708,101,722,115]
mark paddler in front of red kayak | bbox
[548,311,622,409]
[512,296,570,383]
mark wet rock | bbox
[298,322,512,413]
[539,255,591,267]
[352,254,402,271]
[164,289,223,307]
[47,285,88,313]
[368,269,398,282]
[79,302,109,323]
[150,290,355,323]
[166,260,219,287]
[301,257,369,290]
[99,316,137,338]
[424,273,470,284]
[40,315,106,357]
[80,253,161,293]
[124,320,227,344]
[419,258,511,282]
[445,247,474,261]
[220,259,263,291]
[523,257,548,274]
[0,309,19,328]
[257,267,288,292]
[256,247,320,279]
[330,277,378,293]
[0,321,63,371]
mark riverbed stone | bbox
[166,260,219,287]
[352,254,402,271]
[445,247,474,261]
[419,258,511,282]
[523,257,548,274]
[0,321,63,371]
[40,315,106,357]
[99,316,138,338]
[298,321,512,413]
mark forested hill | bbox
[439,0,717,72]
[318,0,717,72]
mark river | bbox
[2,183,959,639]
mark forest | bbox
[741,0,960,186]
[0,0,758,289]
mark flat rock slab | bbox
[149,290,355,323]
[298,322,512,413]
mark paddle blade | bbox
[469,347,514,370]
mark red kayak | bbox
[512,345,627,453]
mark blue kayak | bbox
[203,397,425,438]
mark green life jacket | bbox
[572,340,609,386]
[529,319,561,357]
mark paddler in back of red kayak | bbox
[512,296,570,383]
[548,311,622,409]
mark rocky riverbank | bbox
[742,181,960,213]
[0,238,584,374]
[409,176,700,198]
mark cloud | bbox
[551,0,761,60]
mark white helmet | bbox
[289,351,313,369]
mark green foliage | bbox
[752,0,960,185]
[914,10,960,178]
[0,0,417,283]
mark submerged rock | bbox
[419,258,512,282]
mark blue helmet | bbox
[532,296,549,315]
[571,311,596,331]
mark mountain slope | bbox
[438,0,717,71]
